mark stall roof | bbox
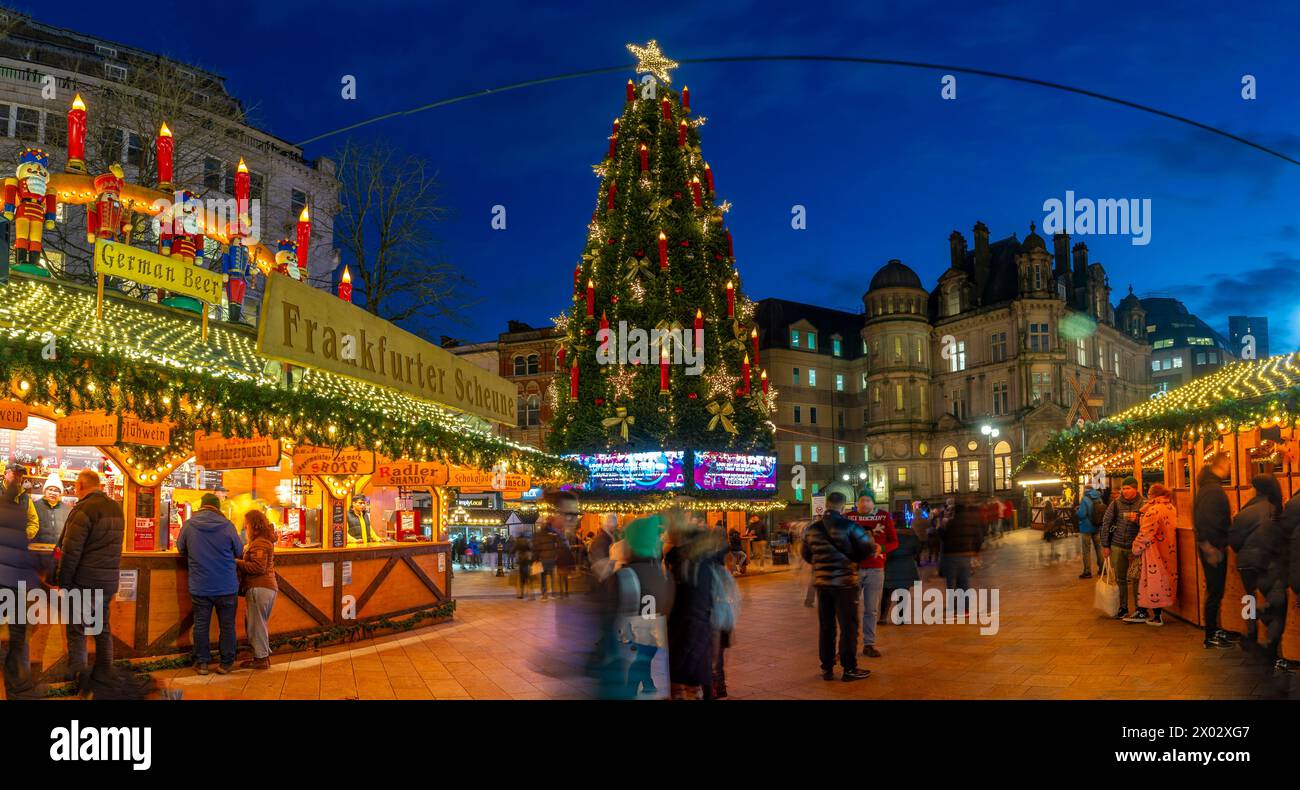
[0,276,582,482]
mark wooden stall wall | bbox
[29,543,452,679]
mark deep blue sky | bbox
[26,0,1300,349]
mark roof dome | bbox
[868,259,923,291]
[1021,222,1046,251]
[1118,285,1141,309]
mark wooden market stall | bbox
[0,272,579,676]
[1030,353,1300,661]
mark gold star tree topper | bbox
[627,39,679,84]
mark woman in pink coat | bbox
[1132,483,1178,625]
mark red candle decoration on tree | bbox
[661,97,671,121]
[234,158,251,237]
[338,266,352,302]
[704,162,714,193]
[570,362,580,398]
[726,280,735,317]
[678,120,687,147]
[607,180,617,210]
[726,230,734,258]
[574,263,581,287]
[66,94,87,173]
[761,369,769,394]
[694,308,704,351]
[658,231,668,270]
[659,346,670,394]
[586,279,595,316]
[626,79,635,101]
[639,143,649,172]
[156,122,174,191]
[751,327,759,363]
[296,206,312,280]
[741,353,751,394]
[599,311,610,334]
[682,85,690,111]
[689,175,703,207]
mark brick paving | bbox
[156,528,1295,700]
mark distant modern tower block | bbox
[1228,316,1269,360]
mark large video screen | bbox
[693,452,777,491]
[564,451,686,492]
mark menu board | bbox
[563,451,685,492]
[2,422,104,471]
[693,452,778,492]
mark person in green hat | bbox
[607,515,670,697]
[1101,476,1146,622]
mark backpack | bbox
[1088,499,1104,529]
[708,562,739,634]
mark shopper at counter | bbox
[3,463,38,541]
[33,473,69,545]
[236,510,278,670]
[177,493,244,675]
[1,475,43,699]
[56,470,124,689]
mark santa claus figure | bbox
[86,163,131,245]
[221,243,252,321]
[274,238,302,281]
[2,148,58,269]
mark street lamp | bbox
[981,424,1000,495]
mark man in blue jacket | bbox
[1075,487,1105,579]
[177,493,244,674]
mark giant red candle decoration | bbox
[751,327,759,363]
[607,180,617,210]
[599,310,609,334]
[570,362,579,398]
[626,79,635,101]
[586,279,595,316]
[661,97,671,121]
[761,369,769,394]
[338,266,352,302]
[296,206,312,280]
[726,280,735,317]
[682,85,690,111]
[608,119,619,158]
[689,175,702,207]
[639,143,649,172]
[658,231,668,270]
[66,94,87,173]
[694,308,704,351]
[704,162,714,193]
[742,353,751,394]
[678,120,687,147]
[659,346,670,394]
[726,230,734,258]
[156,122,174,191]
[234,158,251,237]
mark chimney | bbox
[972,221,990,306]
[1072,242,1089,285]
[1053,232,1070,277]
[948,230,967,270]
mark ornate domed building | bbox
[755,222,1154,515]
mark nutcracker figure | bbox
[220,242,252,321]
[273,238,302,281]
[2,148,58,269]
[86,163,131,245]
[159,190,205,265]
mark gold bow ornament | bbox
[623,255,654,282]
[706,399,738,434]
[602,406,636,442]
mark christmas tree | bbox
[547,41,776,456]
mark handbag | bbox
[529,560,543,576]
[1094,557,1120,617]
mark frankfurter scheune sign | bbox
[257,274,516,425]
[194,433,283,470]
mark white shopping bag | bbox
[1093,557,1120,617]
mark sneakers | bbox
[1114,608,1129,620]
[1079,571,1092,579]
[821,670,835,681]
[1146,615,1164,626]
[215,663,234,675]
[862,646,882,658]
[1203,634,1233,649]
[1273,658,1297,672]
[1122,610,1149,624]
[195,663,210,676]
[1216,629,1243,643]
[841,668,872,682]
[239,657,271,670]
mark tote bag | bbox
[1093,557,1120,617]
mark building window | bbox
[992,382,1008,415]
[860,372,868,391]
[915,337,924,365]
[1187,337,1214,346]
[832,337,842,357]
[526,395,541,426]
[894,336,903,361]
[967,460,981,492]
[203,157,224,190]
[516,396,527,426]
[835,373,844,391]
[104,63,128,81]
[837,446,846,464]
[125,132,145,168]
[1029,323,1050,353]
[513,356,526,376]
[949,340,966,372]
[951,390,966,420]
[942,446,959,493]
[864,446,870,462]
[807,333,817,351]
[1152,339,1173,350]
[1208,352,1218,364]
[895,384,904,411]
[862,409,869,427]
[526,355,539,374]
[1076,338,1087,366]
[809,406,818,425]
[1161,359,1172,370]
[794,487,804,502]
[790,329,800,348]
[1172,356,1183,368]
[994,441,1012,490]
[792,368,800,386]
[808,369,817,388]
[793,444,802,463]
[793,405,801,424]
[1196,352,1206,365]
[291,189,309,217]
[810,445,819,463]
[11,106,39,141]
[1031,371,1051,402]
[1114,351,1120,376]
[990,332,1007,362]
[1151,360,1160,372]
[897,466,907,484]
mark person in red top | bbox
[846,493,897,657]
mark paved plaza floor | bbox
[152,528,1295,700]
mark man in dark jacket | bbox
[1192,454,1238,648]
[1075,487,1104,579]
[177,492,243,674]
[1,477,44,698]
[1100,476,1145,622]
[56,469,124,685]
[801,492,875,682]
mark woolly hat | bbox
[623,515,663,559]
[1121,476,1139,489]
[42,473,63,492]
